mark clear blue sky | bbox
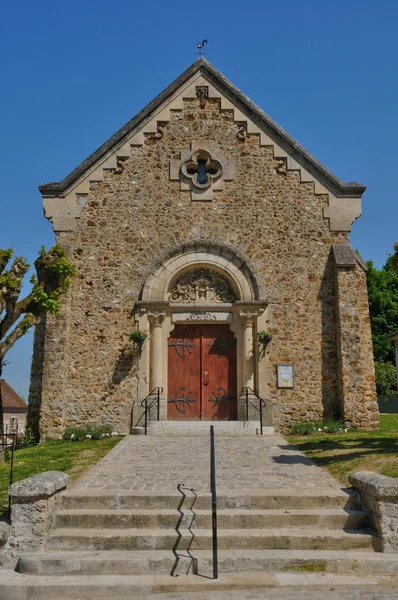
[1,0,397,399]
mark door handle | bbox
[203,370,209,385]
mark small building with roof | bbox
[1,380,28,433]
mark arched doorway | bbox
[135,241,268,422]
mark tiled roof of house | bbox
[0,380,28,410]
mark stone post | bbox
[7,471,68,552]
[333,245,379,429]
[238,310,257,420]
[349,471,398,553]
[147,310,166,420]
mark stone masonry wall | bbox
[30,95,376,436]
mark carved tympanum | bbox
[168,269,236,304]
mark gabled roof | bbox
[1,380,28,410]
[39,58,365,198]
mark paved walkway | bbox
[73,434,342,492]
[70,436,398,599]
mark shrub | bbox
[290,419,350,436]
[62,424,115,441]
[374,361,398,395]
[21,427,38,448]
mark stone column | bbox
[147,310,166,420]
[238,311,257,420]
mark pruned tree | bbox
[0,245,75,434]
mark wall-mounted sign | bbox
[277,364,294,388]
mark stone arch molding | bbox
[140,241,263,303]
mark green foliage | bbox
[392,242,398,272]
[0,249,13,263]
[62,424,115,441]
[129,330,148,344]
[367,254,398,364]
[0,438,121,512]
[0,273,21,291]
[21,427,37,448]
[374,360,397,395]
[29,245,76,314]
[289,419,351,436]
[47,245,76,278]
[31,285,62,315]
[21,316,34,335]
[256,331,273,344]
[288,415,398,485]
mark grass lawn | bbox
[288,414,398,486]
[0,437,121,514]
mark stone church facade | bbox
[28,58,379,437]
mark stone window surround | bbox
[135,248,268,422]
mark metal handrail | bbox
[0,433,17,519]
[140,387,163,435]
[241,387,267,436]
[210,425,218,580]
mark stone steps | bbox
[60,488,358,510]
[47,526,374,551]
[131,421,274,436]
[54,507,370,530]
[9,433,397,598]
[19,549,398,577]
[1,569,395,600]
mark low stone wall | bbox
[0,521,10,548]
[7,470,68,552]
[349,471,398,552]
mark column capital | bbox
[147,310,166,328]
[239,310,258,328]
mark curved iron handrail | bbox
[240,387,267,436]
[140,387,163,435]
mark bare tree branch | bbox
[0,313,39,363]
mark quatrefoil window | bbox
[181,150,222,190]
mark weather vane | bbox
[196,39,208,56]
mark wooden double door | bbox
[168,324,237,421]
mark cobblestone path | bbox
[73,434,342,492]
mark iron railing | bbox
[241,387,267,436]
[0,433,17,519]
[141,387,163,435]
[210,424,218,580]
[3,425,25,437]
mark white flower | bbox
[86,434,92,439]
[71,434,75,439]
[318,428,322,432]
[344,428,348,432]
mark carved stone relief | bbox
[170,143,234,201]
[147,310,166,328]
[181,149,222,190]
[168,269,236,304]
